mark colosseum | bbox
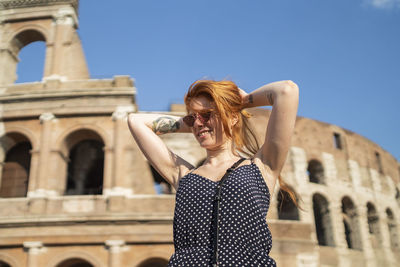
[0,1,399,267]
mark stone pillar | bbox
[0,162,3,191]
[30,113,56,197]
[105,107,134,196]
[369,169,382,193]
[0,46,18,85]
[290,147,311,223]
[357,203,376,267]
[26,150,40,196]
[379,208,395,267]
[23,241,44,267]
[105,240,126,267]
[44,9,89,81]
[103,146,114,194]
[330,201,347,249]
[348,160,362,191]
[322,152,337,185]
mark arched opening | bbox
[64,130,104,195]
[137,257,168,267]
[386,208,399,250]
[0,133,32,198]
[341,197,362,250]
[395,187,400,207]
[277,188,299,220]
[149,164,172,194]
[0,260,11,267]
[11,29,46,84]
[16,41,46,83]
[367,202,382,248]
[56,258,94,267]
[312,193,335,246]
[308,159,325,184]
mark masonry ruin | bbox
[0,1,399,267]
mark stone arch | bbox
[367,202,382,248]
[56,125,110,156]
[136,257,169,267]
[4,26,48,84]
[9,27,47,54]
[386,208,399,250]
[0,132,33,198]
[61,129,105,195]
[277,186,299,220]
[0,1,89,85]
[308,159,325,184]
[0,253,19,267]
[312,193,335,246]
[1,126,38,153]
[47,251,104,267]
[55,258,93,267]
[130,250,172,267]
[0,260,11,267]
[341,196,362,250]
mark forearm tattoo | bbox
[152,116,181,134]
[248,94,253,104]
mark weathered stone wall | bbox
[1,1,399,266]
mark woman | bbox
[128,80,299,266]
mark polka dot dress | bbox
[168,158,276,266]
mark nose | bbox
[193,114,204,127]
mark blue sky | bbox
[17,0,400,161]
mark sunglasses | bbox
[183,111,213,127]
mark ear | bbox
[231,113,239,127]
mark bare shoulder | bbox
[253,152,277,195]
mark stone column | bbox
[290,147,311,223]
[103,146,114,194]
[26,150,40,196]
[44,9,88,81]
[0,121,4,186]
[31,113,56,197]
[330,201,347,249]
[23,241,44,267]
[379,208,395,267]
[105,107,134,196]
[0,161,3,191]
[322,152,338,185]
[357,203,376,267]
[105,240,126,267]
[0,46,18,85]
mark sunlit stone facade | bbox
[0,1,399,266]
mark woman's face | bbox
[188,95,229,150]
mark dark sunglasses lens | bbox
[200,112,211,121]
[183,115,195,127]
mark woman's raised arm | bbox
[241,80,299,183]
[127,113,193,188]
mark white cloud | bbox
[365,0,400,9]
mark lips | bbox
[197,129,213,137]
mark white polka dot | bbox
[168,159,276,266]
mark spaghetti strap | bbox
[188,167,198,174]
[169,155,276,266]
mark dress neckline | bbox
[183,161,272,196]
[189,162,255,183]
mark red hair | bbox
[184,80,299,207]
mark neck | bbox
[204,140,240,166]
